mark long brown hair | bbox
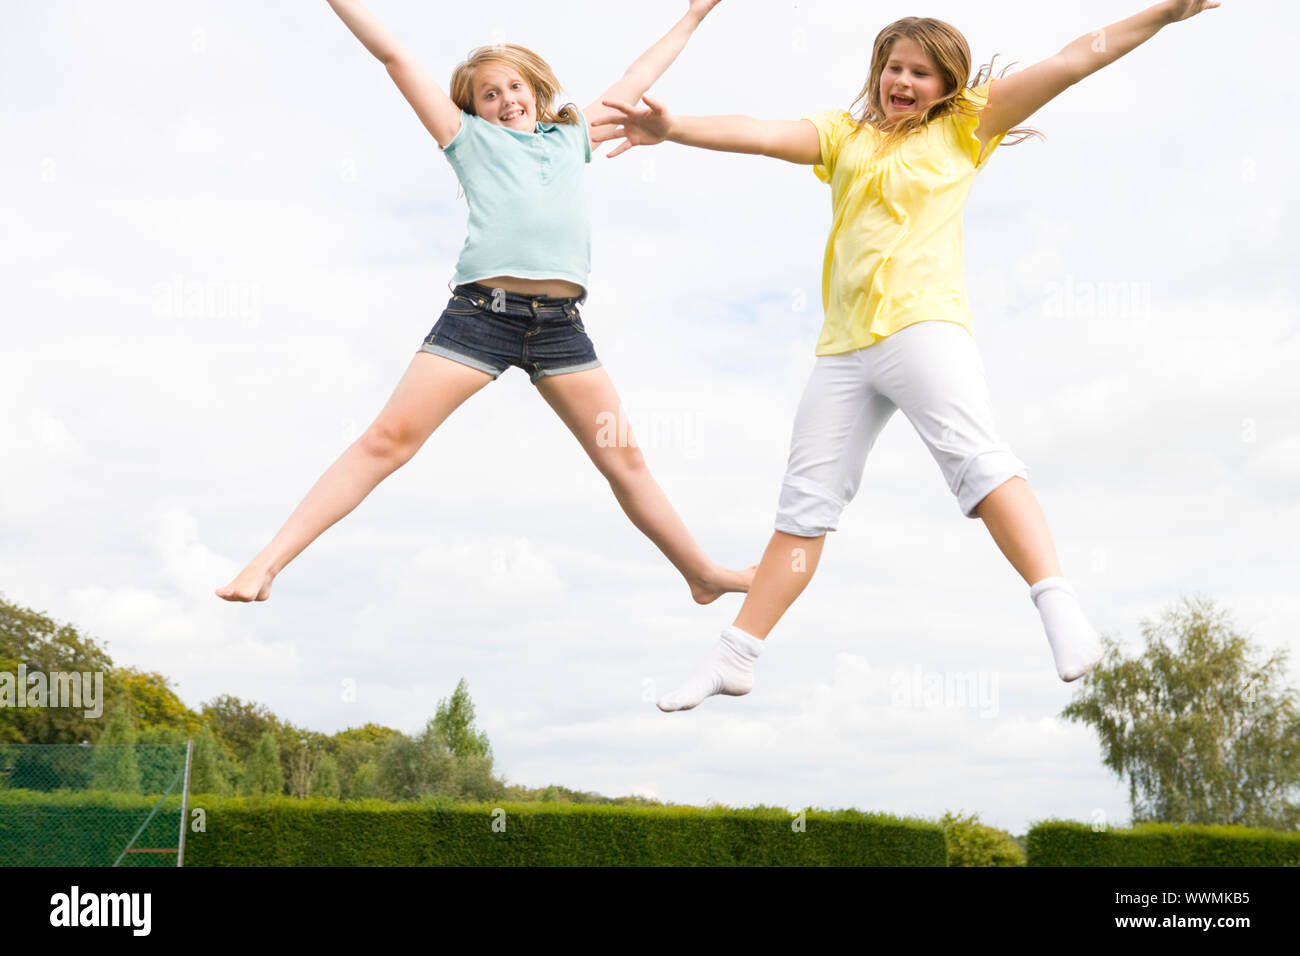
[448,43,579,126]
[847,17,1042,159]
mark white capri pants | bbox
[775,319,1029,536]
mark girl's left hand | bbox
[689,0,722,19]
[1164,0,1221,23]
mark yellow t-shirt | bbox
[803,80,1007,355]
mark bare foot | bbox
[689,564,757,605]
[216,561,277,602]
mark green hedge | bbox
[185,798,944,866]
[0,789,185,866]
[1026,819,1300,866]
[0,791,945,866]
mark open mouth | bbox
[890,95,916,109]
[501,108,525,121]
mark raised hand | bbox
[688,0,723,19]
[1163,0,1220,22]
[593,95,674,158]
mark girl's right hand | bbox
[594,94,674,158]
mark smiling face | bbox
[879,36,945,123]
[473,62,537,131]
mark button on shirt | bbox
[440,107,593,294]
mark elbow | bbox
[1055,46,1092,88]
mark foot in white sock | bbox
[657,625,764,712]
[1030,576,1103,682]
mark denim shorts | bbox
[419,282,602,384]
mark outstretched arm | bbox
[583,1,721,128]
[326,0,462,148]
[592,94,823,165]
[975,0,1221,148]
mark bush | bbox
[940,810,1026,866]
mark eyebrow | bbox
[477,76,523,92]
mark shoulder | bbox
[802,110,859,141]
[956,80,996,112]
[541,106,591,161]
[803,111,868,183]
[442,109,481,154]
[942,81,1002,168]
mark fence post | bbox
[178,739,193,867]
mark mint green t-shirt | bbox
[440,107,593,294]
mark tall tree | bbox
[188,724,234,796]
[309,754,341,800]
[240,731,285,797]
[202,695,280,762]
[1061,595,1300,829]
[0,592,118,744]
[116,667,202,733]
[88,704,142,794]
[430,678,492,760]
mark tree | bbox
[280,725,331,799]
[115,667,202,734]
[201,695,280,763]
[88,704,141,794]
[332,724,402,799]
[1061,595,1300,829]
[377,731,455,802]
[430,678,492,760]
[349,760,381,800]
[136,726,190,794]
[939,810,1024,866]
[240,731,285,797]
[310,754,341,800]
[188,724,234,796]
[0,592,118,745]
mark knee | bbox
[599,442,648,485]
[775,474,847,536]
[358,420,417,465]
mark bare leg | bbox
[534,366,755,604]
[216,353,494,601]
[732,531,827,639]
[973,476,1063,585]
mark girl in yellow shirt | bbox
[596,0,1221,709]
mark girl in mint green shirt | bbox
[218,1,757,607]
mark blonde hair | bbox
[847,17,1043,160]
[448,43,580,126]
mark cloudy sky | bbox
[3,0,1295,836]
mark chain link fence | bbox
[0,742,192,866]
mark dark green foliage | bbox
[136,727,189,794]
[0,791,184,866]
[240,732,284,797]
[1,744,91,792]
[87,705,141,794]
[309,755,341,800]
[171,798,946,866]
[188,725,234,796]
[1026,818,1300,866]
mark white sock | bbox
[1030,576,1103,682]
[657,625,764,712]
